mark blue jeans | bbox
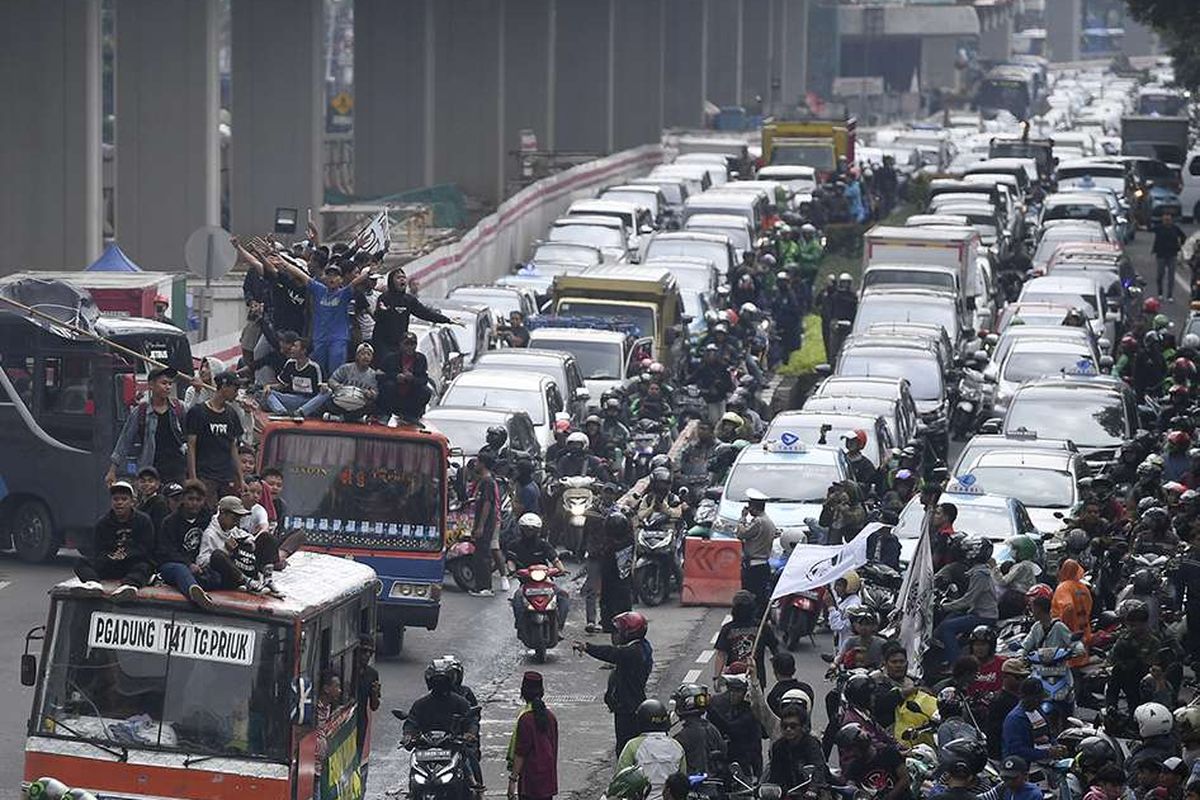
[265,390,328,417]
[159,561,219,596]
[936,612,991,665]
[312,337,349,378]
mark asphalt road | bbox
[0,225,1185,797]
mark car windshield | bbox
[1019,290,1097,316]
[262,432,445,546]
[1133,160,1176,181]
[1035,233,1104,264]
[603,191,659,215]
[36,600,290,761]
[425,416,499,455]
[449,289,521,317]
[771,143,835,170]
[838,351,943,401]
[863,269,955,292]
[897,500,1017,540]
[531,243,599,266]
[968,466,1074,508]
[1044,204,1112,225]
[1005,390,1126,446]
[978,81,1029,115]
[556,302,654,340]
[726,461,841,503]
[852,300,957,338]
[687,225,750,252]
[1002,350,1095,383]
[548,224,624,249]
[530,337,624,380]
[1056,172,1125,193]
[644,240,728,274]
[443,383,544,424]
[1138,95,1185,116]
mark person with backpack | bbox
[107,366,188,485]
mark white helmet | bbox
[1134,702,1174,738]
[779,687,813,712]
[567,431,590,448]
[518,512,543,530]
[837,272,853,288]
[800,223,817,236]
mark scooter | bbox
[393,708,478,800]
[634,512,683,607]
[514,564,566,663]
[555,476,596,558]
[1027,643,1082,729]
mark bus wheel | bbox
[380,624,405,657]
[11,500,56,563]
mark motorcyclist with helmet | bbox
[834,722,910,800]
[613,699,686,797]
[1107,603,1163,718]
[602,398,632,453]
[966,625,1006,697]
[671,683,727,777]
[693,344,736,424]
[553,431,613,482]
[1127,702,1180,772]
[402,658,476,744]
[479,425,511,472]
[993,536,1042,618]
[934,538,1000,667]
[927,737,990,800]
[1165,431,1193,482]
[838,607,886,669]
[1117,569,1164,629]
[708,666,767,777]
[634,468,684,527]
[506,513,570,632]
[573,611,653,755]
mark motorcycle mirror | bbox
[905,700,924,714]
[392,708,409,720]
[820,653,835,664]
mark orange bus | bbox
[21,552,380,800]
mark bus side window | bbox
[1,352,35,407]
[43,356,94,415]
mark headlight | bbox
[412,771,428,785]
[436,766,457,784]
[530,568,547,582]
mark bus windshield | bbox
[36,600,291,761]
[263,430,445,551]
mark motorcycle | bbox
[514,563,566,662]
[859,562,902,621]
[393,708,478,800]
[1027,643,1082,728]
[555,475,596,558]
[634,512,683,607]
[445,534,477,593]
[949,365,987,441]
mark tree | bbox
[1124,0,1200,90]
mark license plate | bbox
[524,588,554,596]
[416,748,453,761]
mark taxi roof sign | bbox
[764,431,808,453]
[946,474,985,496]
[1061,359,1097,376]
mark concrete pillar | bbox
[778,0,809,112]
[0,0,101,273]
[554,0,613,153]
[706,0,741,107]
[1123,18,1157,58]
[1045,0,1081,63]
[431,0,503,202]
[741,0,770,112]
[230,0,323,236]
[355,0,431,199]
[978,5,1014,62]
[503,0,553,185]
[613,0,664,150]
[663,0,706,128]
[115,0,218,269]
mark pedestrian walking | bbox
[507,671,559,800]
[1153,211,1187,302]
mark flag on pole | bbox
[354,210,391,255]
[770,534,870,601]
[895,510,935,675]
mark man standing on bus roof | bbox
[106,365,188,486]
[76,481,155,601]
[186,371,246,505]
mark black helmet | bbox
[836,722,871,750]
[1131,569,1157,595]
[1141,507,1169,529]
[1136,496,1161,515]
[672,683,710,716]
[963,537,993,563]
[1066,528,1089,554]
[649,453,672,473]
[636,698,671,733]
[1076,735,1117,773]
[486,425,507,447]
[425,657,455,692]
[937,686,965,719]
[848,606,878,627]
[938,737,987,778]
[1119,598,1149,622]
[440,654,465,688]
[843,672,876,710]
[968,625,997,648]
[650,467,672,486]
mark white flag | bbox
[895,510,935,673]
[355,210,391,255]
[770,534,870,601]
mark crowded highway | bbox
[4,27,1200,800]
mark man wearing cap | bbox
[153,295,175,327]
[198,496,270,592]
[977,756,1041,800]
[986,658,1031,757]
[1003,677,1066,763]
[273,248,375,377]
[186,371,246,505]
[737,489,777,617]
[76,481,156,601]
[107,365,188,486]
[324,343,380,421]
[135,466,170,534]
[693,344,735,424]
[156,480,216,608]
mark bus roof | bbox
[260,417,450,450]
[49,552,378,620]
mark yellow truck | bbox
[761,118,857,179]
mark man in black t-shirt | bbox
[263,338,327,417]
[76,481,156,600]
[270,269,309,337]
[136,466,170,535]
[186,372,246,505]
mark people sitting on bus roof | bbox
[156,479,217,609]
[197,496,278,595]
[136,466,170,535]
[262,337,327,419]
[76,481,155,601]
[107,365,188,487]
[378,332,432,424]
[324,342,380,422]
[240,474,303,570]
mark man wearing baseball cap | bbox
[979,755,1041,800]
[75,481,156,601]
[986,657,1031,757]
[197,496,271,592]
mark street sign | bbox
[330,91,353,116]
[184,225,237,283]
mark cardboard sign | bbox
[87,612,256,666]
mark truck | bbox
[760,117,857,178]
[862,225,983,311]
[1121,115,1191,169]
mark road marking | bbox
[709,615,731,645]
[695,649,715,664]
[683,669,703,684]
[0,581,10,592]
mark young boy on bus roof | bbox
[76,481,156,601]
[156,479,217,609]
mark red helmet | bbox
[1170,384,1191,401]
[1025,584,1054,604]
[612,611,648,640]
[842,429,868,450]
[1144,297,1162,315]
[1173,357,1196,376]
[1168,430,1192,448]
[1120,334,1138,353]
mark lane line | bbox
[683,669,703,684]
[695,649,715,664]
[0,581,10,591]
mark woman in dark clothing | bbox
[507,671,559,800]
[372,269,452,364]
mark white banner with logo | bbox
[895,512,935,671]
[770,534,871,601]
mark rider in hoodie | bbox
[1052,559,1093,666]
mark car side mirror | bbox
[574,387,590,401]
[985,333,999,346]
[979,418,1002,434]
[815,363,833,377]
[20,654,36,687]
[640,225,654,235]
[835,320,852,334]
[1097,337,1111,353]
